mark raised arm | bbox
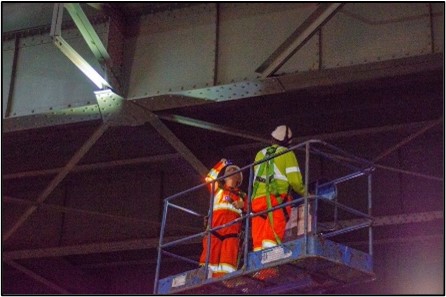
[205,158,229,191]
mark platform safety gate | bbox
[154,139,376,294]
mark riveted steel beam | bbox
[2,211,441,261]
[142,110,209,176]
[5,36,20,118]
[256,3,344,78]
[327,210,443,231]
[53,36,111,89]
[2,53,442,132]
[50,3,64,37]
[94,89,208,175]
[3,120,442,181]
[2,195,201,233]
[2,196,154,226]
[64,3,110,63]
[50,3,111,90]
[373,211,443,226]
[95,89,147,126]
[276,52,443,92]
[157,113,269,143]
[64,3,124,94]
[2,237,200,261]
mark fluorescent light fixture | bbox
[53,36,111,89]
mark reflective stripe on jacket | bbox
[205,160,244,216]
[253,145,305,199]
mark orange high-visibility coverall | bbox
[199,160,245,278]
[251,145,305,251]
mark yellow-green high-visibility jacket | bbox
[252,144,305,199]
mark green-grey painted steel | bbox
[2,3,443,134]
[64,3,110,62]
[256,3,343,77]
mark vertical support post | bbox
[312,190,318,236]
[203,180,216,280]
[333,196,339,229]
[428,3,435,54]
[243,166,254,270]
[303,141,310,254]
[153,200,169,294]
[50,3,64,37]
[5,35,20,118]
[213,3,220,86]
[318,28,323,71]
[368,173,373,256]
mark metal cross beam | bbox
[373,118,443,162]
[2,195,202,234]
[156,113,269,143]
[144,110,209,176]
[50,3,111,90]
[2,123,109,242]
[256,3,344,78]
[3,153,181,180]
[2,211,441,261]
[64,3,110,62]
[2,236,200,261]
[4,260,70,294]
[4,120,441,181]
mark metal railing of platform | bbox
[153,139,375,294]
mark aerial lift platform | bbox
[154,140,376,294]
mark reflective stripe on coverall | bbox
[199,160,245,278]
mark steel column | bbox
[368,174,373,256]
[5,35,20,118]
[154,200,170,294]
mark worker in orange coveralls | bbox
[199,158,246,278]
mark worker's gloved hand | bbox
[203,215,209,228]
[232,200,244,209]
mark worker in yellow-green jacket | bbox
[251,125,306,251]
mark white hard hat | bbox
[271,125,292,142]
[225,165,243,186]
